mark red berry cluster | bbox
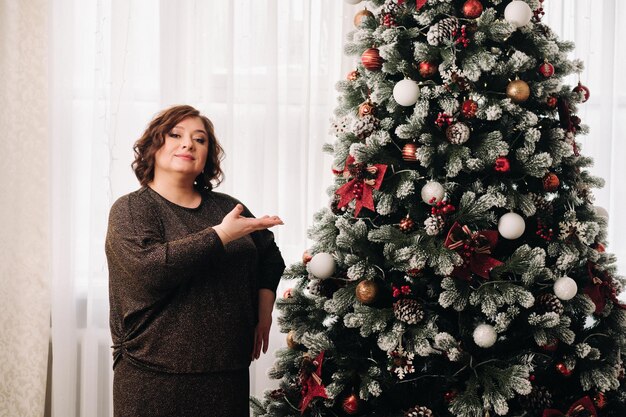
[431,200,456,216]
[382,13,397,27]
[351,181,364,199]
[536,219,554,241]
[392,285,411,298]
[452,25,470,48]
[435,112,453,127]
[533,0,545,23]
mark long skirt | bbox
[113,358,250,417]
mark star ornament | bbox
[299,351,328,413]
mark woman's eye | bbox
[168,132,181,139]
[194,138,206,144]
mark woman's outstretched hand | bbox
[213,204,283,245]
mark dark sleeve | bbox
[240,205,286,294]
[105,194,225,292]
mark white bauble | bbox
[504,1,533,28]
[473,324,497,348]
[554,276,578,301]
[421,181,445,205]
[594,206,609,221]
[344,0,362,4]
[393,79,420,106]
[498,212,525,240]
[308,253,336,279]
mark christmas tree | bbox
[252,1,626,416]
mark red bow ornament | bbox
[542,396,597,417]
[398,0,428,9]
[584,262,626,315]
[335,155,387,217]
[444,222,502,280]
[299,351,328,413]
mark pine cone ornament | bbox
[405,405,433,417]
[529,193,553,216]
[427,17,458,46]
[381,0,402,15]
[393,299,424,324]
[525,386,553,413]
[536,293,565,315]
[353,114,380,139]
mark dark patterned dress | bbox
[106,187,285,417]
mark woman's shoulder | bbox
[109,187,157,221]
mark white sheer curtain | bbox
[50,1,353,416]
[49,1,626,417]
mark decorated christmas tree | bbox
[252,1,626,416]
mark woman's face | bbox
[153,116,209,181]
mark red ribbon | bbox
[444,222,502,280]
[397,0,428,10]
[584,262,626,315]
[335,156,387,217]
[299,351,328,413]
[542,396,597,417]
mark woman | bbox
[105,105,286,417]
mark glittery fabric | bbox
[105,186,285,415]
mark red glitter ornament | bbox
[361,47,383,71]
[593,392,607,409]
[546,95,558,109]
[494,156,510,172]
[556,362,572,377]
[461,99,478,118]
[543,172,560,192]
[573,82,590,103]
[418,61,438,78]
[342,393,360,415]
[462,0,483,18]
[347,70,359,81]
[539,61,555,77]
[595,242,606,253]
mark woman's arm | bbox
[252,288,276,360]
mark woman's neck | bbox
[148,175,201,208]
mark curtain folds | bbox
[0,1,50,416]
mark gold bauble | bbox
[354,8,374,27]
[286,330,298,349]
[355,280,379,304]
[506,79,531,103]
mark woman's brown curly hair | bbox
[132,105,224,189]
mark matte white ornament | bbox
[504,1,533,28]
[473,324,497,348]
[421,181,445,205]
[393,79,420,106]
[594,206,609,221]
[554,276,578,301]
[344,0,362,4]
[308,253,336,279]
[498,212,525,239]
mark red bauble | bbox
[444,390,458,403]
[462,0,483,18]
[539,61,555,77]
[361,47,383,71]
[573,82,590,103]
[556,362,572,377]
[546,95,558,108]
[461,99,478,118]
[418,61,438,78]
[594,392,607,409]
[342,394,360,415]
[595,242,606,253]
[494,156,510,173]
[302,251,313,264]
[540,340,559,352]
[543,172,560,192]
[347,70,359,81]
[402,143,418,161]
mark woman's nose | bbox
[181,135,194,149]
